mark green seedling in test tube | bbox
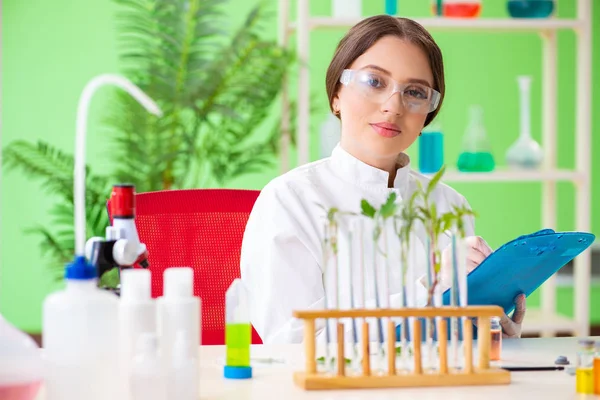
[224,278,253,379]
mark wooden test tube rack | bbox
[293,306,510,390]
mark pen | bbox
[502,366,565,372]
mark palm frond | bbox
[3,140,113,278]
[192,1,286,119]
[2,140,112,201]
[3,140,75,198]
[114,0,227,98]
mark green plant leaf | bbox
[361,199,376,218]
[316,356,351,365]
[380,192,397,219]
[426,165,446,196]
[327,207,339,224]
[99,268,121,289]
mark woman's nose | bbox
[380,92,405,116]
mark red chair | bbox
[110,189,262,345]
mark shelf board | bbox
[426,168,585,183]
[520,309,580,335]
[290,17,583,32]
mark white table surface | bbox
[36,336,600,400]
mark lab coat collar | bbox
[330,144,411,197]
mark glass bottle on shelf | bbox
[332,0,362,19]
[432,0,482,18]
[505,75,543,169]
[507,0,555,19]
[456,105,495,172]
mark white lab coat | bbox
[240,144,475,344]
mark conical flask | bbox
[505,75,543,169]
[456,105,495,172]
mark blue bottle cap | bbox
[65,256,97,280]
[223,365,253,379]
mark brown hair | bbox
[326,15,445,127]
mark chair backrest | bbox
[110,188,262,345]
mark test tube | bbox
[490,316,502,361]
[223,279,252,379]
[576,339,594,394]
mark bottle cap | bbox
[578,339,594,348]
[223,365,252,379]
[65,256,97,280]
[120,269,151,302]
[554,356,569,365]
[164,267,194,298]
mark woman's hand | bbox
[500,294,526,338]
[439,236,493,291]
[439,236,528,338]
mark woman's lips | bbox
[370,122,402,138]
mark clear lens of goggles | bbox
[340,69,440,114]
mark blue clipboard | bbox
[396,229,594,341]
[442,229,595,314]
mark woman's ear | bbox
[332,100,340,115]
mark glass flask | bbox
[505,75,543,169]
[457,105,495,172]
[432,0,482,18]
[507,0,555,18]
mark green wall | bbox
[2,0,599,333]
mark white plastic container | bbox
[0,314,43,400]
[130,333,167,400]
[42,256,120,400]
[157,267,201,365]
[168,330,199,400]
[119,269,156,400]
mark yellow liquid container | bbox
[576,339,595,394]
[576,368,594,394]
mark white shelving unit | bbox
[278,0,593,337]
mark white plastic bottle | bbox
[157,267,201,365]
[130,333,167,400]
[168,330,199,400]
[42,256,120,400]
[119,269,156,400]
[0,314,43,400]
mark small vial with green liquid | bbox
[457,105,495,172]
[223,278,253,379]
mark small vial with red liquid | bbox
[432,0,482,18]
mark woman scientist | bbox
[240,15,526,344]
